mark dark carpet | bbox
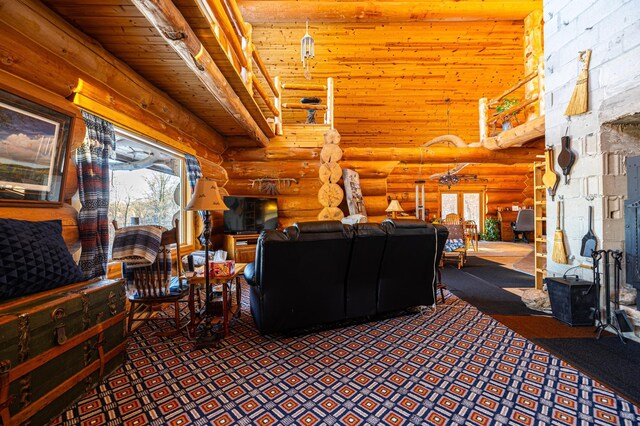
[534,336,640,408]
[442,257,537,316]
[442,254,640,407]
[51,290,640,425]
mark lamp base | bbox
[193,314,222,350]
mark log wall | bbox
[0,1,228,254]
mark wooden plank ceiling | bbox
[42,0,273,141]
[249,18,526,147]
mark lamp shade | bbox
[185,178,228,211]
[385,199,404,213]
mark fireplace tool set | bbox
[591,249,633,343]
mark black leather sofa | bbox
[244,219,448,335]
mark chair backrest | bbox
[113,219,181,298]
[445,223,465,240]
[514,209,534,232]
[444,213,461,224]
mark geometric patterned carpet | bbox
[51,289,640,426]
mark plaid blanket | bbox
[112,225,165,266]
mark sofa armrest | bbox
[244,262,257,286]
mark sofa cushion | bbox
[0,219,85,300]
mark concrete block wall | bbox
[544,0,640,280]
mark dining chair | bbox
[113,219,189,335]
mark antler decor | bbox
[249,178,298,195]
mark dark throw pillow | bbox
[0,219,85,301]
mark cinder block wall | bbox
[544,0,640,278]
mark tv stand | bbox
[224,233,260,263]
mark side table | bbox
[186,263,247,338]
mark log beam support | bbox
[132,0,269,146]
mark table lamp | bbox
[385,199,404,219]
[185,178,228,348]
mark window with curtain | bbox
[107,128,187,255]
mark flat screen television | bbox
[223,196,278,234]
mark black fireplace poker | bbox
[591,249,627,344]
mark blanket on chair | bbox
[112,225,165,266]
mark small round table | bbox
[186,263,247,338]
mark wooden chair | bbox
[113,219,189,335]
[442,223,467,269]
[464,220,479,251]
[444,213,462,224]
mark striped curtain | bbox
[76,111,116,279]
[184,154,208,246]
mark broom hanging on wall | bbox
[565,50,592,116]
[552,200,569,264]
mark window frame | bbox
[106,128,196,278]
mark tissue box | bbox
[209,260,235,277]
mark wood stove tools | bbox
[591,249,629,343]
[557,136,576,184]
[542,146,559,200]
[580,205,597,257]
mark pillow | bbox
[444,238,466,252]
[0,219,85,300]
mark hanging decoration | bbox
[438,167,460,189]
[250,178,298,195]
[300,18,315,80]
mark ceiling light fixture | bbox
[439,167,460,189]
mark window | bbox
[108,129,188,254]
[440,190,485,232]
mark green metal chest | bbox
[0,278,127,426]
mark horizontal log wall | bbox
[0,2,228,255]
[223,133,395,226]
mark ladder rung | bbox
[535,237,546,242]
[536,253,547,258]
[535,201,546,205]
[281,83,327,91]
[535,268,547,274]
[282,103,328,110]
[535,185,546,190]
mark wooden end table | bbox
[186,263,247,338]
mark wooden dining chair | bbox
[464,220,479,251]
[113,219,189,335]
[444,213,462,224]
[442,223,467,269]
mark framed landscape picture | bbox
[0,89,72,206]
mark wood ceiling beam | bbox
[237,1,539,23]
[131,0,270,146]
[224,143,542,164]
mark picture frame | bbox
[0,89,73,207]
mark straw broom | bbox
[552,200,568,264]
[565,50,592,116]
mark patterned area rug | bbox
[51,289,640,426]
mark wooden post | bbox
[274,76,283,135]
[132,0,269,146]
[479,97,489,142]
[195,0,248,71]
[524,9,543,121]
[242,23,253,92]
[327,77,334,128]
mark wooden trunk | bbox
[0,279,127,426]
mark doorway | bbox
[440,190,484,232]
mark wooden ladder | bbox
[275,78,334,134]
[533,161,547,289]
